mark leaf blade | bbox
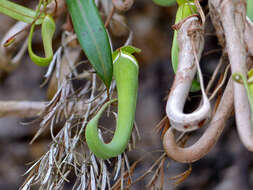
[66,0,113,88]
[0,0,43,24]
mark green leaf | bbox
[120,45,141,54]
[0,0,44,24]
[66,0,113,89]
[177,0,188,5]
[112,45,141,61]
[112,49,120,61]
[152,0,176,6]
[248,68,253,83]
[247,0,253,21]
[190,79,200,92]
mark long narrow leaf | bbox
[66,0,113,88]
[0,0,43,24]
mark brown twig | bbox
[0,101,46,118]
[205,54,228,95]
[194,0,205,24]
[0,100,92,118]
[104,6,115,28]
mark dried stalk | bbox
[0,101,46,118]
[0,100,94,118]
[166,16,211,132]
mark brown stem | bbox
[0,101,46,118]
[104,6,115,28]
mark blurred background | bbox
[0,0,252,189]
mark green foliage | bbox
[0,0,44,24]
[0,0,55,66]
[85,47,139,159]
[28,15,55,67]
[112,45,141,59]
[66,0,113,89]
[152,0,176,6]
[247,0,253,21]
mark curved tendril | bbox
[112,0,134,12]
[166,16,211,132]
[163,79,234,163]
[85,51,139,159]
[28,14,55,67]
[27,0,55,67]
